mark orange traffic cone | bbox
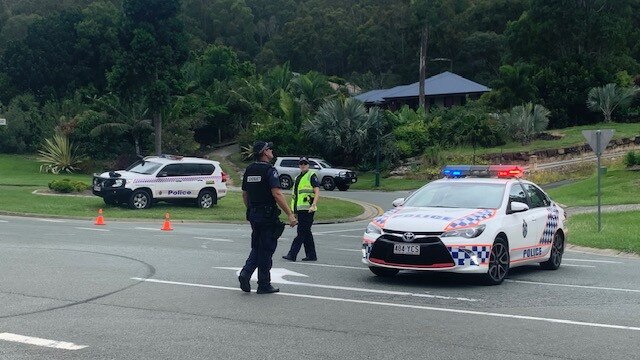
[94,208,106,225]
[161,212,173,231]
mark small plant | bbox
[48,179,89,193]
[624,151,638,167]
[38,133,86,174]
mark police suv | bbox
[362,165,567,285]
[274,156,357,191]
[92,155,228,209]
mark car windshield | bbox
[126,160,162,175]
[319,161,332,168]
[403,182,506,209]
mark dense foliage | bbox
[0,0,638,171]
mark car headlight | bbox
[113,179,125,187]
[339,171,347,177]
[365,223,382,235]
[441,224,486,238]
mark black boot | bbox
[238,275,251,293]
[256,284,280,294]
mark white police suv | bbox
[92,155,228,209]
[362,165,567,285]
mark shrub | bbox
[38,133,86,174]
[624,151,638,167]
[48,179,89,193]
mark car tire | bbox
[369,266,399,277]
[483,236,509,285]
[337,184,349,191]
[279,175,293,190]
[129,189,152,209]
[540,232,564,270]
[197,189,217,209]
[321,177,335,191]
[103,197,118,205]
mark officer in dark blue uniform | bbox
[238,141,297,294]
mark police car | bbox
[362,165,567,285]
[92,155,228,209]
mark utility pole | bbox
[418,24,428,112]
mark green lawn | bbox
[547,168,640,206]
[568,211,640,254]
[350,172,426,191]
[0,155,363,222]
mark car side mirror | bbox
[509,201,529,214]
[313,165,321,169]
[392,198,405,207]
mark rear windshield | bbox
[126,161,163,175]
[404,182,506,209]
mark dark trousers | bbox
[241,221,279,286]
[287,211,316,260]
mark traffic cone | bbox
[161,212,173,231]
[94,208,106,225]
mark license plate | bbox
[93,185,101,191]
[393,244,420,255]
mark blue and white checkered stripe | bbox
[445,209,496,230]
[539,205,559,245]
[362,243,373,260]
[447,246,491,266]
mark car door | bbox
[504,182,539,263]
[155,163,184,199]
[522,183,553,259]
[180,163,208,198]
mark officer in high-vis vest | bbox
[282,156,320,262]
[239,141,297,294]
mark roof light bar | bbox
[442,165,524,178]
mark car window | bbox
[319,161,332,168]
[524,184,550,208]
[280,159,298,168]
[199,164,215,175]
[158,164,183,177]
[309,161,321,169]
[182,163,202,176]
[126,161,163,175]
[509,183,528,204]
[403,182,506,209]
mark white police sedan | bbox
[362,165,567,285]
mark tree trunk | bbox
[418,24,429,112]
[154,112,162,155]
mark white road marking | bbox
[563,258,622,264]
[194,237,233,242]
[135,227,160,231]
[0,220,8,223]
[336,248,362,252]
[290,262,367,270]
[132,278,640,332]
[211,268,479,302]
[315,229,360,235]
[0,333,87,350]
[339,235,363,238]
[34,218,66,223]
[562,264,596,268]
[75,227,109,232]
[507,279,640,293]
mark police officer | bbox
[282,156,320,261]
[239,140,297,294]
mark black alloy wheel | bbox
[129,189,152,209]
[321,177,335,191]
[337,184,349,191]
[279,175,292,190]
[483,237,509,285]
[540,232,564,270]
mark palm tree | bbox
[587,83,640,123]
[496,102,550,145]
[290,71,334,111]
[305,97,379,165]
[89,95,153,156]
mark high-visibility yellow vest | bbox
[291,171,316,211]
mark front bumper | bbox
[92,176,132,201]
[362,234,491,274]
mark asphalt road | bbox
[1,214,640,359]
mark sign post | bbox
[582,129,615,232]
[0,118,6,126]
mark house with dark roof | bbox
[354,71,490,110]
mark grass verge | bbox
[546,168,640,206]
[0,186,363,222]
[568,211,640,254]
[350,172,426,191]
